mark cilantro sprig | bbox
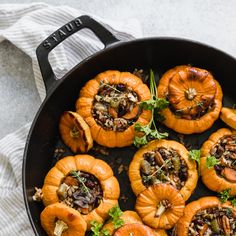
[189,149,201,175]
[206,155,220,169]
[134,70,169,147]
[90,221,110,236]
[218,189,236,206]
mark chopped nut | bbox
[222,215,231,236]
[32,187,43,202]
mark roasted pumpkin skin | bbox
[76,70,152,148]
[129,139,198,201]
[102,210,167,236]
[40,202,87,236]
[200,128,236,194]
[59,111,93,153]
[157,65,223,134]
[42,154,120,229]
[135,184,185,229]
[220,107,236,130]
[113,223,156,236]
[176,196,236,236]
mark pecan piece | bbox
[222,215,231,236]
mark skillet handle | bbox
[36,15,119,93]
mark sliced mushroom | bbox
[221,167,236,182]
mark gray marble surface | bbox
[0,0,236,139]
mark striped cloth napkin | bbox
[0,3,142,235]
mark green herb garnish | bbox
[218,188,236,206]
[90,221,103,236]
[134,70,169,147]
[108,205,124,229]
[206,155,220,169]
[70,170,91,196]
[189,149,201,175]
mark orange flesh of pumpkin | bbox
[59,111,93,153]
[220,107,236,130]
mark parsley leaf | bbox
[90,221,103,236]
[108,205,124,229]
[134,69,169,147]
[219,189,232,203]
[189,149,201,175]
[206,155,220,169]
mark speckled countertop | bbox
[0,0,235,139]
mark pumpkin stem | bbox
[70,126,80,138]
[54,220,68,236]
[155,199,171,217]
[185,88,197,100]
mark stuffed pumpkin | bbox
[157,65,223,134]
[42,154,120,229]
[135,183,185,229]
[200,128,236,194]
[129,139,198,201]
[76,70,152,147]
[176,196,236,236]
[40,202,87,236]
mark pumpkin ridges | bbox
[95,70,121,84]
[90,159,114,181]
[100,176,120,199]
[157,65,223,134]
[74,154,95,172]
[200,128,236,194]
[113,223,156,236]
[55,156,76,175]
[76,70,152,147]
[41,155,120,231]
[40,203,87,236]
[135,184,185,229]
[129,139,198,200]
[102,210,143,235]
[176,196,235,236]
[42,185,59,206]
[79,79,100,98]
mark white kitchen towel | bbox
[0,3,142,235]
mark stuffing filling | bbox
[92,82,140,131]
[140,147,188,190]
[189,207,236,236]
[57,171,103,214]
[211,135,236,182]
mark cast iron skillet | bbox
[23,15,236,235]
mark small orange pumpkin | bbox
[40,202,87,236]
[42,154,120,229]
[157,65,223,134]
[76,70,152,147]
[59,111,93,153]
[135,184,185,229]
[113,223,156,236]
[220,107,236,130]
[102,210,167,236]
[200,128,236,194]
[129,139,198,201]
[176,196,236,235]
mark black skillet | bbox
[22,15,236,235]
